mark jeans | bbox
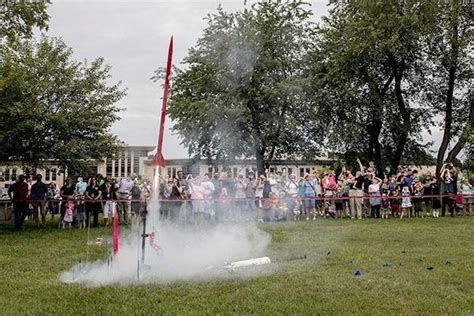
[370,204,380,218]
[13,202,29,231]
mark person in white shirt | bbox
[116,176,133,225]
[201,173,215,218]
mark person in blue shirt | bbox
[302,174,316,220]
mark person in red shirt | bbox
[8,175,29,231]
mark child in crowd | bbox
[400,186,412,219]
[460,179,472,216]
[390,189,401,218]
[431,177,441,218]
[380,189,391,219]
[62,200,74,229]
[412,180,424,218]
[335,182,344,218]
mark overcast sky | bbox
[44,0,442,159]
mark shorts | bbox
[192,200,205,213]
[335,202,343,211]
[103,201,116,219]
[382,208,391,213]
[401,202,412,208]
[303,198,316,209]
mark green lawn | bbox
[0,217,473,315]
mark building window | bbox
[167,167,176,179]
[52,169,57,181]
[208,167,213,175]
[300,168,304,178]
[233,167,238,178]
[288,168,293,176]
[127,158,131,175]
[45,168,51,181]
[106,158,113,177]
[5,168,10,181]
[11,168,17,181]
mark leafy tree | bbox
[163,1,317,174]
[310,0,438,175]
[0,37,126,173]
[421,0,473,177]
[0,0,50,41]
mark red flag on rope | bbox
[152,36,174,167]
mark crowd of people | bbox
[5,160,473,231]
[7,173,151,231]
[157,160,472,224]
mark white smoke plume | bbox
[60,220,271,287]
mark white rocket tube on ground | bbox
[224,257,271,270]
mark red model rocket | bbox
[152,36,173,167]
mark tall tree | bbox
[0,37,126,172]
[310,0,438,174]
[422,0,473,177]
[164,1,316,174]
[0,0,50,41]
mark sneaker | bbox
[313,217,316,221]
[306,217,310,221]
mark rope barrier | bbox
[1,193,473,203]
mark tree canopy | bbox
[0,37,126,172]
[167,0,472,176]
[165,0,318,174]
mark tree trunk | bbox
[366,74,393,177]
[436,3,460,177]
[446,100,474,162]
[390,70,410,174]
[256,147,265,177]
[436,65,457,178]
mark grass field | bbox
[0,217,473,315]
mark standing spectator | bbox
[349,164,365,219]
[85,178,102,227]
[380,189,391,219]
[30,174,49,226]
[234,174,247,220]
[116,175,133,225]
[60,178,75,227]
[368,177,382,218]
[75,177,87,228]
[400,186,412,219]
[390,188,401,218]
[302,174,316,220]
[422,172,434,216]
[47,182,59,220]
[8,175,29,231]
[169,177,183,221]
[101,177,117,227]
[211,173,223,222]
[285,174,299,219]
[413,180,424,218]
[334,182,344,219]
[187,175,206,225]
[201,173,215,219]
[460,179,472,216]
[440,163,457,217]
[130,180,142,225]
[431,177,441,218]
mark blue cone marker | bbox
[399,261,404,267]
[354,269,361,276]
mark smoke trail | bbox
[60,170,271,287]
